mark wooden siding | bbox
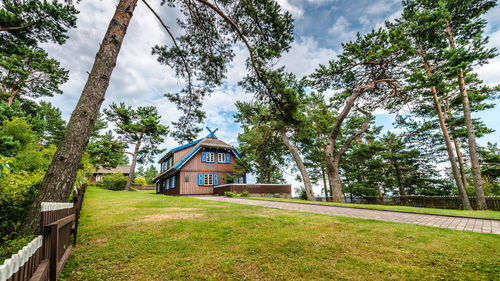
[181,147,238,173]
[161,174,180,195]
[213,184,292,196]
[173,146,195,164]
[178,171,240,195]
[176,147,241,195]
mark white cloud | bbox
[279,37,337,78]
[328,16,357,42]
[276,0,304,18]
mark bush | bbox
[224,191,236,197]
[0,235,35,263]
[0,166,43,242]
[240,190,250,197]
[134,176,147,186]
[98,173,127,191]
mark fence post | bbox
[49,223,58,281]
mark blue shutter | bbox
[226,153,230,163]
[172,175,176,188]
[198,173,204,186]
[201,152,207,162]
[213,173,218,186]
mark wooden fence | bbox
[0,184,87,281]
[213,184,292,196]
[315,195,500,211]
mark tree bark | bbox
[445,100,469,187]
[125,140,141,191]
[6,89,18,106]
[393,160,405,196]
[279,129,315,201]
[444,20,487,210]
[418,49,472,210]
[21,0,138,235]
[321,164,329,199]
[325,86,373,202]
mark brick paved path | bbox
[190,196,500,234]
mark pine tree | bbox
[104,102,168,191]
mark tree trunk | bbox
[393,160,405,196]
[445,100,469,187]
[418,51,472,210]
[6,89,18,106]
[21,0,138,235]
[444,20,487,210]
[376,181,383,202]
[327,152,344,203]
[125,141,141,191]
[321,164,329,200]
[279,129,315,201]
[452,132,468,187]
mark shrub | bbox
[0,167,43,242]
[240,190,250,197]
[134,176,147,186]
[98,173,127,191]
[224,191,236,197]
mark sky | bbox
[41,0,500,194]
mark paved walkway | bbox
[190,196,500,234]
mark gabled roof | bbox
[94,165,131,174]
[154,130,243,182]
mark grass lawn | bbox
[246,197,500,220]
[61,187,500,280]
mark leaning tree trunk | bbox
[444,20,487,210]
[457,68,487,209]
[279,129,315,201]
[125,140,141,191]
[419,52,472,210]
[21,0,139,235]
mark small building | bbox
[154,129,246,195]
[154,128,291,198]
[90,165,131,185]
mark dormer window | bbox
[202,151,215,163]
[218,153,226,163]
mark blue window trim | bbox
[198,173,218,186]
[202,150,215,163]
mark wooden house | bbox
[154,129,246,195]
[90,165,131,185]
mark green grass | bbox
[246,196,500,220]
[61,187,500,280]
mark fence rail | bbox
[0,184,87,281]
[213,184,292,196]
[314,195,500,211]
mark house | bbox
[90,165,131,185]
[154,128,246,195]
[154,128,292,198]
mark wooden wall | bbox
[177,147,241,195]
[173,146,194,164]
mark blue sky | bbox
[41,0,500,191]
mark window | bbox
[198,173,219,186]
[206,152,215,162]
[218,153,226,163]
[235,175,245,184]
[204,174,213,186]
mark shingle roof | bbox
[94,165,131,174]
